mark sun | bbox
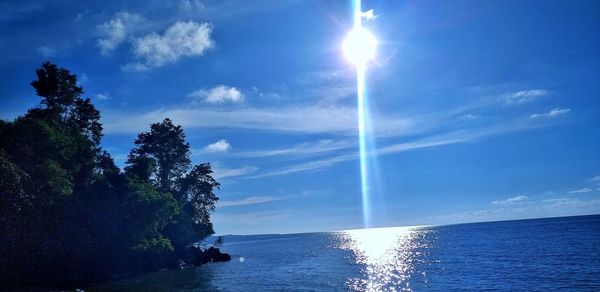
[342,27,377,66]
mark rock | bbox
[204,247,232,262]
[184,246,231,266]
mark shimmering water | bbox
[93,215,600,291]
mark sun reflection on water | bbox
[336,226,433,291]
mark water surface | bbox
[93,215,600,291]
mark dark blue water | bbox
[93,215,600,291]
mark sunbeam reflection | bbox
[336,227,434,291]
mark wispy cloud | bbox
[249,121,539,178]
[75,10,90,21]
[530,108,570,119]
[212,211,290,225]
[249,154,354,178]
[78,73,89,85]
[0,1,44,23]
[295,70,355,104]
[251,87,281,100]
[174,0,205,11]
[123,21,214,71]
[236,139,354,158]
[95,93,110,101]
[568,187,593,194]
[541,197,600,208]
[204,139,231,153]
[97,11,144,55]
[421,197,600,226]
[218,196,279,208]
[212,165,258,180]
[188,85,244,103]
[492,195,528,205]
[503,89,548,104]
[99,87,568,179]
[297,70,353,84]
[591,175,600,182]
[102,105,413,135]
[37,46,55,57]
[457,114,480,121]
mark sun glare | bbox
[344,0,378,228]
[343,28,377,66]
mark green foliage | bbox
[38,159,73,198]
[127,118,191,190]
[30,62,102,145]
[126,119,220,254]
[0,63,220,288]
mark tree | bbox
[126,119,220,252]
[0,63,219,288]
[0,62,108,286]
[30,62,102,145]
[127,118,190,191]
[180,163,220,231]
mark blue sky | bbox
[1,0,599,235]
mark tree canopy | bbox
[126,118,220,253]
[0,62,220,288]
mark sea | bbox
[91,215,600,291]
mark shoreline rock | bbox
[184,246,232,267]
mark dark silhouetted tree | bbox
[127,118,191,190]
[126,119,219,253]
[0,63,218,288]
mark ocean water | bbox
[93,215,600,291]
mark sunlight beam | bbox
[357,64,370,227]
[343,0,377,227]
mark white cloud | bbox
[189,85,244,103]
[204,139,231,153]
[218,196,279,208]
[530,108,570,119]
[591,175,600,181]
[94,93,110,101]
[492,195,529,205]
[126,21,213,70]
[97,11,144,55]
[503,89,548,104]
[212,165,258,180]
[568,188,593,194]
[361,9,378,20]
